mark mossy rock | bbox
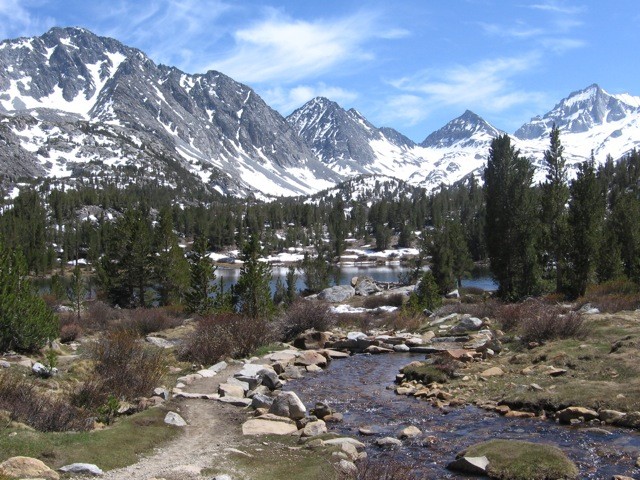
[400,362,448,384]
[463,439,578,480]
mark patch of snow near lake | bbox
[331,305,398,314]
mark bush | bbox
[60,323,82,343]
[0,371,90,431]
[405,271,442,314]
[582,279,640,312]
[86,300,120,331]
[124,307,184,335]
[363,293,404,309]
[278,299,336,341]
[495,300,584,344]
[72,329,166,409]
[180,313,273,365]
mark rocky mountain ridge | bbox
[1,27,639,198]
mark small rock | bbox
[324,412,344,423]
[447,456,490,475]
[153,387,170,400]
[480,367,504,378]
[145,336,174,348]
[529,383,543,391]
[545,366,568,377]
[324,437,366,449]
[164,412,187,427]
[364,345,393,354]
[398,425,421,439]
[59,463,104,476]
[310,402,333,419]
[599,409,626,424]
[268,391,307,420]
[337,459,358,476]
[0,360,10,368]
[241,417,297,436]
[557,406,599,424]
[208,361,228,373]
[213,475,233,480]
[302,420,327,437]
[393,344,411,352]
[375,437,402,448]
[217,396,252,407]
[251,393,274,410]
[218,383,246,398]
[306,364,323,373]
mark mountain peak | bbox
[420,110,501,148]
[515,83,640,140]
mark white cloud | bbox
[390,54,544,113]
[377,94,432,126]
[528,1,586,15]
[264,83,358,114]
[205,10,383,83]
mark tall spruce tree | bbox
[540,124,569,292]
[566,159,605,298]
[185,235,217,315]
[235,233,274,319]
[484,134,540,300]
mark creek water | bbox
[287,352,640,478]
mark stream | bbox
[287,353,640,478]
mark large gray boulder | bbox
[318,285,355,303]
[354,277,382,296]
[268,391,306,420]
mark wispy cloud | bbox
[87,0,233,71]
[390,54,545,114]
[206,9,386,83]
[0,0,55,39]
[264,83,358,114]
[528,1,586,15]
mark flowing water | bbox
[287,353,640,478]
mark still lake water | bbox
[215,265,498,294]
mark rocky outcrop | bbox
[0,456,60,480]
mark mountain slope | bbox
[0,27,339,197]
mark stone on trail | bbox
[164,411,187,427]
[447,456,490,475]
[0,456,60,480]
[59,463,104,476]
[242,417,298,436]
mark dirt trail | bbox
[72,363,257,480]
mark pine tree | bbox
[484,135,540,300]
[285,265,298,305]
[566,160,605,298]
[154,208,190,306]
[67,264,87,322]
[540,125,569,292]
[235,233,274,319]
[406,270,442,313]
[0,243,58,353]
[185,235,217,315]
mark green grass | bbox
[464,439,578,480]
[0,406,182,471]
[252,343,288,358]
[203,434,341,480]
[401,362,449,384]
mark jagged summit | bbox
[515,84,640,140]
[420,110,503,149]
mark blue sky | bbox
[2,0,639,142]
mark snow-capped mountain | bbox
[0,27,340,197]
[515,84,640,179]
[287,97,422,178]
[1,28,639,198]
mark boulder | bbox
[145,336,175,349]
[219,383,246,398]
[310,402,333,419]
[217,396,252,407]
[281,365,304,380]
[320,349,350,359]
[293,330,331,350]
[59,463,104,476]
[447,456,490,475]
[364,345,393,354]
[32,361,57,377]
[318,285,355,303]
[257,368,283,390]
[0,456,60,480]
[268,391,306,420]
[251,393,274,410]
[0,360,10,368]
[324,437,366,449]
[354,277,382,296]
[445,289,460,299]
[614,411,640,429]
[337,460,358,477]
[294,351,328,368]
[242,417,298,435]
[599,409,626,424]
[347,331,368,340]
[164,411,187,426]
[207,360,228,373]
[302,420,327,437]
[557,406,599,424]
[153,387,170,400]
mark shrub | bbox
[60,322,82,343]
[86,300,119,331]
[363,293,404,309]
[278,299,336,341]
[405,271,442,314]
[494,300,584,344]
[180,313,273,365]
[0,371,90,431]
[582,279,640,313]
[401,361,450,384]
[346,458,418,479]
[73,329,166,409]
[124,307,184,335]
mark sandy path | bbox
[71,363,257,480]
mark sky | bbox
[1,0,639,142]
